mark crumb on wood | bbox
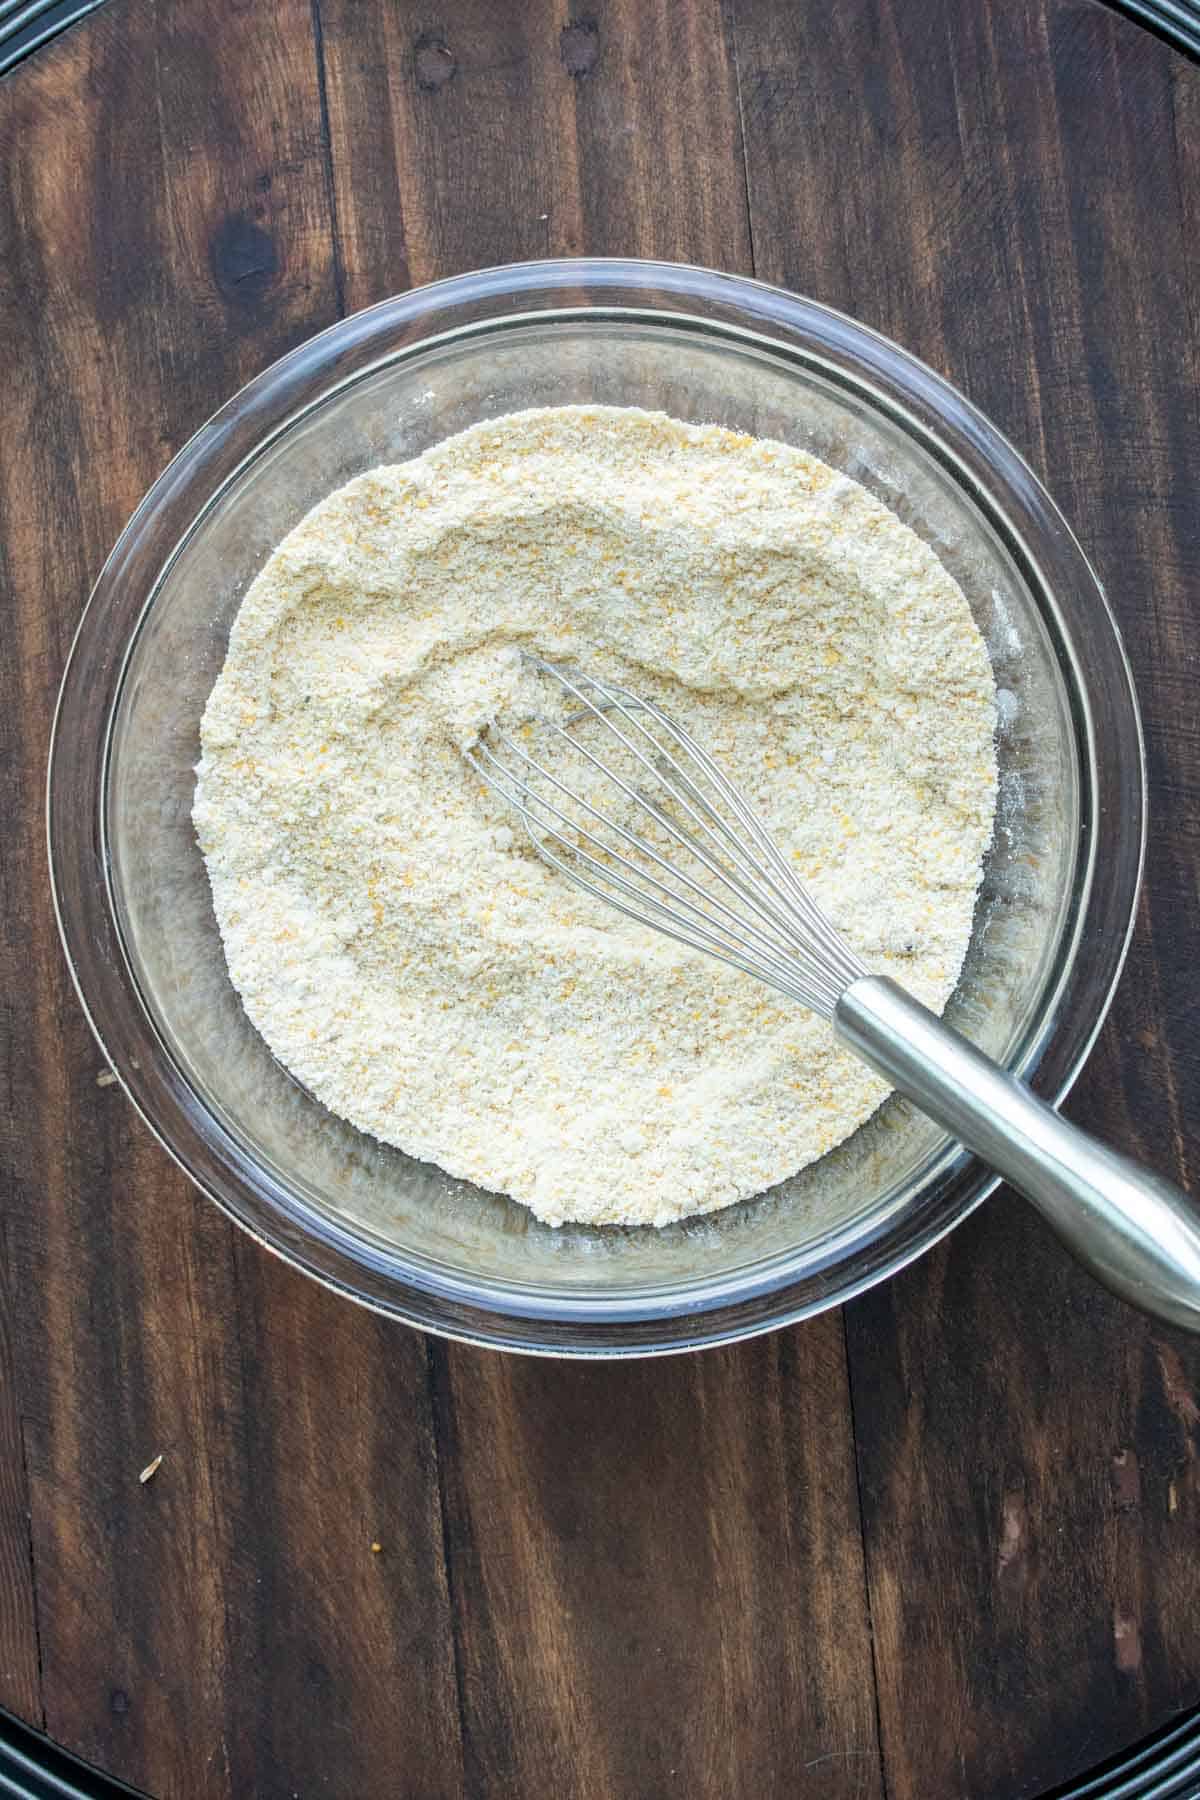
[139,1453,164,1484]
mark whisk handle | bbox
[835,975,1200,1333]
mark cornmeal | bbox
[194,407,997,1226]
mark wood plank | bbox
[317,6,879,1796]
[223,1245,465,1799]
[0,1,463,1793]
[317,0,752,304]
[320,0,572,302]
[728,0,1200,1794]
[436,1332,881,1800]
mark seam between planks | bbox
[721,0,759,280]
[841,1307,892,1800]
[423,1337,471,1795]
[309,0,347,320]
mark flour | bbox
[194,407,997,1228]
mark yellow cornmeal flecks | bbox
[193,405,997,1229]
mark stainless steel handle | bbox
[834,974,1200,1333]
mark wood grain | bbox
[0,0,1198,1796]
[435,1331,881,1800]
[0,1,460,1794]
[318,0,752,306]
[0,1223,39,1725]
[728,0,1200,1793]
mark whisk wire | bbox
[473,737,818,1002]
[530,658,852,989]
[525,712,804,963]
[544,662,773,889]
[597,674,846,944]
[570,669,859,974]
[465,656,867,1018]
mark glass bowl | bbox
[47,259,1146,1355]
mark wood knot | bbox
[561,17,600,78]
[210,213,280,309]
[414,33,456,92]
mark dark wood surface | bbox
[0,2,1198,1796]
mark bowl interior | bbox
[103,315,1084,1307]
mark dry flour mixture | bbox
[194,406,997,1227]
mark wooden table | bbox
[1,2,1199,1796]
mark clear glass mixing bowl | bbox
[48,260,1146,1355]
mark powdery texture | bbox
[194,406,997,1227]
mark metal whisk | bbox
[466,655,1200,1332]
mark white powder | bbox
[194,406,997,1228]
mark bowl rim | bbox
[47,256,1147,1355]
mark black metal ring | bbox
[1111,0,1200,55]
[0,1707,144,1798]
[0,0,105,76]
[1045,1705,1200,1798]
